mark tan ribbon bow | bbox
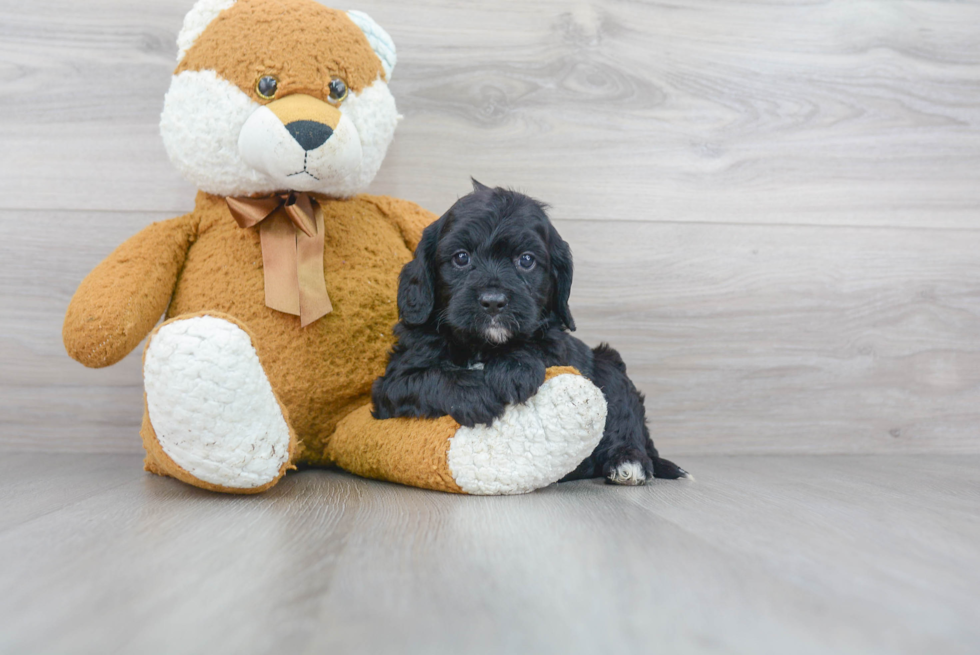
[226,192,333,327]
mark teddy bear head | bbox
[160,0,399,198]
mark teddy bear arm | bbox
[362,195,438,251]
[63,213,198,368]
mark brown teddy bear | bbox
[63,0,607,495]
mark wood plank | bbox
[0,453,144,532]
[0,209,168,453]
[1,0,979,227]
[4,210,980,454]
[0,453,977,654]
[562,219,980,455]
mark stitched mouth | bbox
[286,152,321,181]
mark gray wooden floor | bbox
[1,453,978,655]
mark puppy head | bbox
[160,0,398,198]
[398,180,575,344]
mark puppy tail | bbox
[652,457,693,480]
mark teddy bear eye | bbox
[517,253,536,270]
[452,251,470,268]
[256,75,278,100]
[328,77,348,103]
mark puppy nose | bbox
[285,120,333,151]
[479,292,508,315]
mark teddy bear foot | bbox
[446,368,608,495]
[141,313,295,493]
[326,368,607,495]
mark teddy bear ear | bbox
[346,10,397,81]
[176,0,238,63]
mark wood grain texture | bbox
[1,0,979,455]
[4,210,979,454]
[0,209,166,452]
[1,453,978,654]
[0,0,979,225]
[563,220,980,455]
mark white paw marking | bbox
[607,460,647,486]
[447,373,607,495]
[144,315,290,489]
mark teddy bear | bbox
[62,0,608,495]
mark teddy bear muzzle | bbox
[238,93,363,192]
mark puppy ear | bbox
[397,218,441,325]
[471,178,491,193]
[548,227,576,331]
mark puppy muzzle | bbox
[484,320,513,344]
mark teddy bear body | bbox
[166,192,424,463]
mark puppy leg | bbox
[603,448,653,486]
[587,344,689,485]
[483,349,547,406]
[372,364,507,428]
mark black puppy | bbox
[372,181,688,485]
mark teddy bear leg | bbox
[326,367,607,495]
[140,313,297,494]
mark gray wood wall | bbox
[2,0,979,455]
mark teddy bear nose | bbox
[285,120,334,151]
[479,291,508,316]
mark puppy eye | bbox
[517,253,536,270]
[451,251,470,268]
[328,78,348,104]
[256,75,278,100]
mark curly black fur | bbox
[372,180,687,483]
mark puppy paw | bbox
[603,448,654,486]
[449,396,507,428]
[485,355,546,405]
